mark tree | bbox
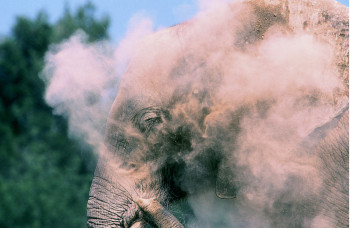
[52,2,110,43]
[0,3,110,227]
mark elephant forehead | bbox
[106,0,348,151]
[113,0,348,113]
[116,29,185,104]
[106,0,348,179]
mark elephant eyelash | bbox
[131,107,167,135]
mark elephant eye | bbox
[131,107,165,135]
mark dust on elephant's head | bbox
[87,0,349,227]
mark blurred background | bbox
[0,0,347,227]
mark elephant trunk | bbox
[136,198,184,228]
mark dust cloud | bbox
[43,0,348,227]
[42,14,154,152]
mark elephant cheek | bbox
[318,110,349,227]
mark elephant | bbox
[87,0,348,227]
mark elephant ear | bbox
[216,158,242,199]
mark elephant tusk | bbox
[136,198,184,228]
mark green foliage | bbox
[53,2,109,43]
[0,3,109,227]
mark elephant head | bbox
[87,0,348,227]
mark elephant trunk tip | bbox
[136,198,184,228]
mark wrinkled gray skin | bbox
[87,0,348,227]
